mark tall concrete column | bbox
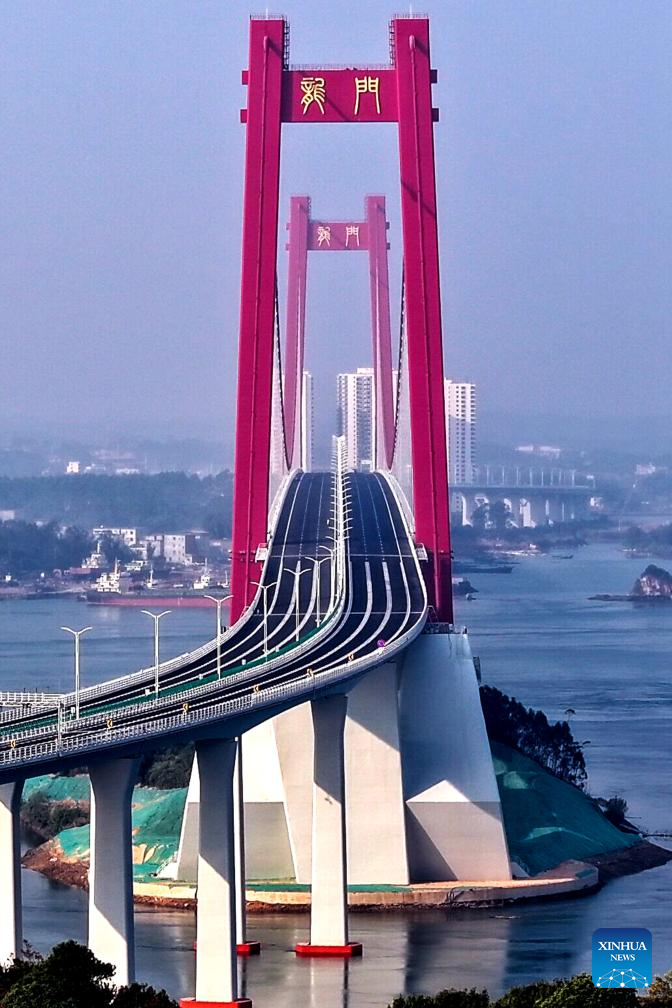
[548,498,564,523]
[0,780,24,964]
[234,738,260,955]
[296,694,361,957]
[181,738,251,1008]
[88,758,138,987]
[529,497,548,527]
[176,758,200,883]
[346,664,408,884]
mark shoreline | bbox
[22,839,671,913]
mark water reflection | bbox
[19,863,672,1005]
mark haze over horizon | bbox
[2,1,671,459]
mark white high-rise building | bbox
[301,370,313,471]
[336,368,375,471]
[444,379,476,485]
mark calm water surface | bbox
[2,544,671,1004]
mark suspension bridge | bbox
[0,16,512,1008]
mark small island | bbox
[590,563,672,602]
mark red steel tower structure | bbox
[231,16,453,624]
[283,195,395,472]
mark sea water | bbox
[2,543,671,1004]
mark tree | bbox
[0,954,37,1001]
[138,744,194,789]
[598,795,629,828]
[112,983,178,1008]
[470,503,489,531]
[389,992,489,1007]
[645,970,672,1005]
[99,533,134,567]
[494,980,564,1007]
[480,685,587,788]
[0,943,178,1008]
[489,500,512,534]
[537,974,638,1007]
[2,941,114,1008]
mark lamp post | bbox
[283,566,311,641]
[251,581,277,658]
[60,625,92,720]
[305,554,332,626]
[204,595,233,680]
[141,610,171,699]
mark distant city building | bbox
[65,461,81,474]
[635,463,664,477]
[0,510,16,522]
[516,444,562,460]
[162,532,210,566]
[301,370,313,471]
[444,379,476,485]
[336,367,375,471]
[93,527,140,548]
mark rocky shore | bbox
[590,563,672,601]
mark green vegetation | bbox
[390,992,489,1007]
[0,471,233,538]
[0,942,177,1008]
[20,789,89,840]
[647,971,672,1005]
[390,972,672,1006]
[452,516,607,557]
[480,685,587,789]
[0,521,92,576]
[137,745,194,790]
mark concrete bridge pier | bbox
[529,497,549,527]
[296,694,362,958]
[181,738,251,1008]
[234,738,260,956]
[399,630,511,881]
[0,780,24,964]
[88,758,139,987]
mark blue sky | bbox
[1,1,670,454]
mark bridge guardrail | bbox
[0,451,353,769]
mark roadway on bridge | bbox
[0,471,427,779]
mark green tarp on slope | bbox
[24,774,91,802]
[55,786,187,881]
[35,743,639,883]
[491,741,639,876]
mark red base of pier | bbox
[295,942,363,958]
[179,999,252,1008]
[192,943,261,957]
[237,941,262,956]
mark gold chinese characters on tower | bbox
[354,76,381,115]
[345,225,360,247]
[316,225,331,247]
[300,77,326,115]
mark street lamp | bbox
[283,566,311,641]
[60,626,92,720]
[250,581,277,658]
[305,554,332,625]
[204,594,233,680]
[141,610,171,699]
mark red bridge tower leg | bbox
[231,19,285,623]
[394,18,454,624]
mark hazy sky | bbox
[2,1,671,455]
